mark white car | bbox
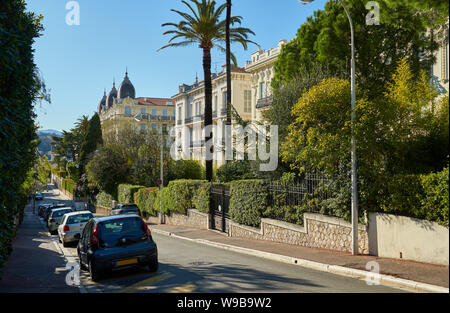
[58,211,94,247]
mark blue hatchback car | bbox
[77,215,158,281]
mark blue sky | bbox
[26,0,326,131]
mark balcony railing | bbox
[256,96,273,109]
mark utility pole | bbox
[225,0,232,164]
[300,0,358,254]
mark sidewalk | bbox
[147,223,449,293]
[0,199,78,293]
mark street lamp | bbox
[299,0,358,255]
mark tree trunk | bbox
[203,47,213,181]
[226,0,232,164]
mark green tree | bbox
[272,0,440,100]
[79,113,103,172]
[160,0,255,181]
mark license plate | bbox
[116,258,138,267]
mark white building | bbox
[245,40,287,122]
[173,65,252,167]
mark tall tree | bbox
[160,0,255,181]
[272,0,440,100]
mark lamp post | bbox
[299,0,358,255]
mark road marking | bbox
[116,272,175,293]
[169,283,196,293]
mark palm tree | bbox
[160,0,255,181]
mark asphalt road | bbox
[3,185,405,293]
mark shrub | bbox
[216,160,256,183]
[118,184,146,204]
[165,179,206,214]
[192,182,212,214]
[169,160,205,181]
[422,167,449,227]
[134,187,159,216]
[96,191,114,208]
[229,180,268,227]
[62,178,76,195]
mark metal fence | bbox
[266,172,332,214]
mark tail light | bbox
[50,219,55,223]
[63,225,70,232]
[91,225,99,246]
[141,220,151,238]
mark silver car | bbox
[48,207,73,235]
[58,211,94,247]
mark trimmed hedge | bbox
[192,182,212,214]
[62,178,76,195]
[96,191,114,208]
[421,167,449,227]
[118,184,146,204]
[134,187,159,216]
[229,179,268,227]
[163,179,206,214]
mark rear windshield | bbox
[120,205,138,210]
[53,209,72,218]
[98,217,145,244]
[67,214,93,224]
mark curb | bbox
[151,228,449,294]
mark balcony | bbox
[185,117,193,124]
[256,96,273,109]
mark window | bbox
[141,108,146,114]
[259,82,265,99]
[178,106,182,120]
[222,92,227,110]
[140,123,146,131]
[152,123,157,130]
[213,95,218,113]
[244,90,252,113]
[125,106,131,115]
[163,109,167,120]
[152,109,157,119]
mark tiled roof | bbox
[136,97,174,106]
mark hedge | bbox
[118,184,146,204]
[379,167,449,227]
[229,179,268,227]
[134,187,159,216]
[62,178,76,195]
[163,179,206,214]
[96,191,114,208]
[192,182,212,214]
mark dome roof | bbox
[118,71,136,99]
[98,90,107,113]
[106,82,118,108]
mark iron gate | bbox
[210,185,230,233]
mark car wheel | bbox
[148,259,158,273]
[89,260,101,282]
[77,249,87,271]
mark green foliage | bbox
[272,0,440,100]
[95,191,114,208]
[118,184,146,204]
[134,187,159,217]
[169,159,205,181]
[282,60,447,217]
[228,180,268,227]
[164,179,207,214]
[421,167,449,227]
[0,0,45,275]
[62,178,76,195]
[192,182,213,214]
[216,160,256,183]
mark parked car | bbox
[38,204,52,217]
[43,203,67,222]
[110,203,141,216]
[77,215,158,281]
[35,192,43,201]
[58,211,94,247]
[47,207,73,235]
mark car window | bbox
[67,214,93,224]
[53,210,72,218]
[99,217,144,243]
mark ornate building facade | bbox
[97,71,175,141]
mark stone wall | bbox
[229,213,369,255]
[144,209,209,230]
[95,205,111,216]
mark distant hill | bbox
[37,129,63,160]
